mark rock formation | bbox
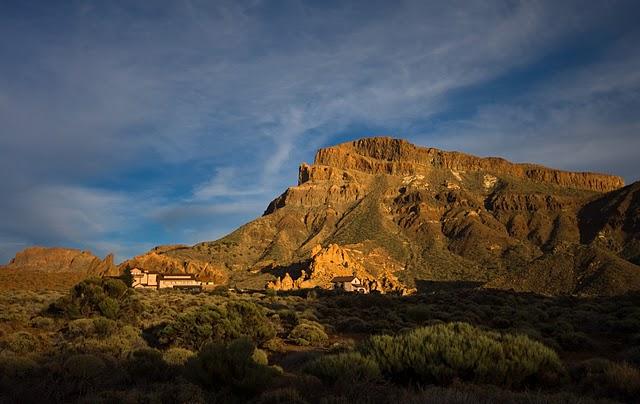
[265,244,408,293]
[1,246,117,276]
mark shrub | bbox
[93,317,116,338]
[47,278,139,321]
[158,301,276,350]
[256,388,309,404]
[0,354,38,381]
[405,305,433,323]
[64,353,107,384]
[185,337,280,396]
[163,347,196,366]
[29,316,55,330]
[71,324,146,360]
[125,348,170,383]
[572,358,640,400]
[3,331,38,354]
[67,318,97,338]
[289,320,328,346]
[303,352,381,384]
[97,297,120,319]
[359,322,565,388]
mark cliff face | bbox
[314,138,624,192]
[2,247,117,276]
[126,137,639,296]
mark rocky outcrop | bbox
[2,247,117,276]
[315,137,624,192]
[266,244,408,294]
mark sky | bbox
[1,0,639,263]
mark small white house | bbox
[331,276,368,293]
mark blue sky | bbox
[1,0,639,263]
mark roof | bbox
[331,276,357,283]
[158,273,197,280]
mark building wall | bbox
[158,279,200,289]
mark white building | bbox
[130,268,201,290]
[331,275,368,293]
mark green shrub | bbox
[289,320,328,346]
[359,322,565,388]
[158,301,276,350]
[185,337,280,396]
[67,318,96,338]
[47,278,139,321]
[303,352,381,384]
[93,317,116,338]
[71,324,146,359]
[163,347,196,366]
[3,331,38,354]
[66,317,116,340]
[97,297,120,319]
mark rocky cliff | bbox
[112,137,639,296]
[314,138,624,192]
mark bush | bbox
[47,278,139,321]
[289,320,328,346]
[125,348,170,383]
[163,347,196,366]
[359,322,565,388]
[3,331,38,354]
[256,388,309,404]
[303,352,381,384]
[29,316,55,329]
[572,358,640,400]
[64,353,107,384]
[185,337,280,396]
[158,301,276,350]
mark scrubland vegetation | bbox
[1,279,640,403]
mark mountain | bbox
[0,246,118,291]
[119,137,639,296]
[2,246,117,275]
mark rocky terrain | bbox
[4,137,639,296]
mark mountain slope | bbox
[124,137,640,296]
